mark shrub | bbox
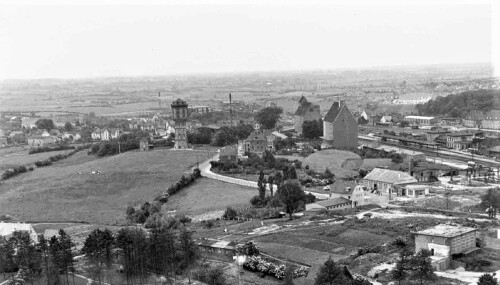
[392,236,408,247]
[223,207,238,220]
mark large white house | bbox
[0,222,39,243]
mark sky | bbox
[0,0,497,80]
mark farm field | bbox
[0,148,211,224]
[302,149,361,177]
[162,178,257,216]
[0,148,71,168]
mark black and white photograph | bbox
[0,0,499,284]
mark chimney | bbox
[340,100,345,107]
[333,102,340,108]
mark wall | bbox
[449,231,476,254]
[330,107,358,150]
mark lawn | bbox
[0,148,211,224]
[162,178,257,216]
[302,149,361,178]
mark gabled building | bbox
[362,168,417,198]
[481,110,500,130]
[294,96,321,136]
[323,101,358,150]
[446,131,475,150]
[462,110,484,128]
[306,197,352,211]
[219,145,238,163]
[244,130,267,155]
[0,223,38,243]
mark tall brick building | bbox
[294,96,321,136]
[323,101,358,150]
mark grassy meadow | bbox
[0,148,210,224]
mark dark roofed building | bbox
[244,130,267,155]
[294,96,321,136]
[219,145,238,163]
[482,110,500,130]
[197,238,237,262]
[323,101,358,150]
[306,197,352,211]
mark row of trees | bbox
[302,119,323,139]
[0,229,74,285]
[81,227,200,285]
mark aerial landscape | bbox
[0,1,499,285]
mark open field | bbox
[163,178,257,216]
[0,149,210,224]
[0,148,71,168]
[302,149,361,177]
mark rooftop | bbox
[316,197,352,207]
[197,238,237,249]
[404,115,436,120]
[414,224,477,238]
[363,168,417,185]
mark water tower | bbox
[171,98,189,149]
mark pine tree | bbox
[267,175,275,197]
[391,248,413,285]
[409,249,437,285]
[258,170,266,200]
[314,257,350,285]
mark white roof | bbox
[404,115,435,120]
[363,168,417,185]
[0,222,38,243]
[271,131,288,139]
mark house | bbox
[111,128,124,139]
[462,110,484,128]
[481,110,500,130]
[266,131,288,149]
[91,128,101,140]
[362,168,418,198]
[440,117,461,126]
[404,115,437,126]
[219,146,238,163]
[244,130,267,155]
[380,115,392,124]
[101,129,110,141]
[294,96,321,135]
[21,117,38,129]
[306,197,352,211]
[0,222,38,243]
[27,136,56,147]
[9,131,26,144]
[329,181,368,207]
[197,238,237,262]
[413,224,478,271]
[323,101,358,150]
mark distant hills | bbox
[415,89,500,118]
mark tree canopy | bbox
[278,180,306,220]
[302,119,323,139]
[255,107,283,129]
[35,119,55,130]
[415,89,500,118]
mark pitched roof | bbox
[294,96,319,116]
[220,146,237,156]
[324,102,342,123]
[316,197,352,207]
[484,110,500,120]
[0,222,38,243]
[331,180,357,194]
[414,224,477,238]
[363,168,417,185]
[246,130,266,141]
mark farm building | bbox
[323,101,358,150]
[362,168,417,198]
[404,184,429,198]
[197,238,237,262]
[0,222,39,243]
[306,197,352,211]
[266,131,288,149]
[413,224,478,271]
[219,145,238,163]
[26,136,56,147]
[294,96,321,136]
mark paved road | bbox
[198,153,330,199]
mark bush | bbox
[250,195,264,207]
[1,165,28,180]
[392,236,408,247]
[29,145,75,154]
[223,207,238,220]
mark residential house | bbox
[91,128,101,140]
[481,110,500,130]
[329,181,368,207]
[9,131,26,144]
[188,106,211,114]
[111,128,124,140]
[323,101,358,150]
[404,116,437,126]
[380,115,392,124]
[62,132,81,142]
[362,168,418,198]
[306,197,352,211]
[413,224,478,271]
[266,131,288,149]
[244,130,268,155]
[219,146,238,164]
[41,130,51,137]
[197,238,237,262]
[27,136,56,147]
[0,222,39,243]
[440,117,461,126]
[21,117,38,129]
[101,129,110,141]
[294,96,321,136]
[462,110,484,128]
